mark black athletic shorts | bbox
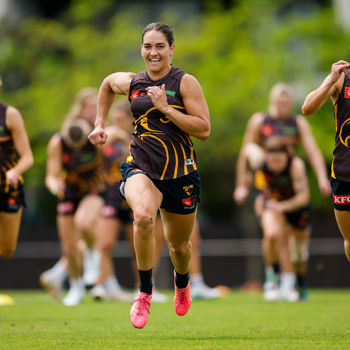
[101,182,133,223]
[0,184,26,213]
[331,177,350,211]
[285,205,311,230]
[120,161,200,214]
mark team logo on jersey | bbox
[62,152,73,164]
[345,87,350,98]
[333,194,350,205]
[185,158,195,166]
[339,118,350,147]
[130,90,146,100]
[261,124,275,136]
[183,184,194,196]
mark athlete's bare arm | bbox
[243,142,265,171]
[302,60,350,115]
[297,115,331,196]
[45,133,65,196]
[146,74,210,140]
[89,72,135,146]
[6,106,34,185]
[269,157,310,213]
[233,112,264,204]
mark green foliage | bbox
[0,0,348,214]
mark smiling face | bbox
[141,30,175,79]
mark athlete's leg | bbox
[96,217,121,282]
[75,194,104,248]
[57,215,82,279]
[189,218,221,300]
[161,210,196,275]
[0,209,22,259]
[289,226,311,301]
[124,174,162,271]
[124,174,162,328]
[334,209,350,262]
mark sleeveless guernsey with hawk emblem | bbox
[332,69,350,181]
[261,114,300,152]
[0,102,23,192]
[128,66,197,180]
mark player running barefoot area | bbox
[302,60,350,263]
[88,22,210,328]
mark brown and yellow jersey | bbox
[332,69,350,181]
[254,159,294,201]
[0,102,23,192]
[260,114,300,154]
[102,139,127,185]
[128,66,198,180]
[60,130,103,198]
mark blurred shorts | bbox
[0,184,26,213]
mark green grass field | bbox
[1,289,350,349]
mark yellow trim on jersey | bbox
[143,134,169,180]
[127,153,133,164]
[254,170,267,191]
[334,103,338,131]
[0,136,11,142]
[179,143,188,175]
[170,141,178,178]
[331,158,336,178]
[190,147,197,170]
[339,117,350,147]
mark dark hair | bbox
[142,22,174,46]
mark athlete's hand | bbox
[146,84,169,113]
[6,169,20,186]
[318,177,331,197]
[329,60,350,85]
[265,199,284,212]
[88,126,108,146]
[233,186,249,205]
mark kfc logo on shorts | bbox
[182,197,196,209]
[345,87,350,98]
[333,194,350,205]
[7,197,19,208]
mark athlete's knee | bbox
[291,239,309,263]
[74,216,93,232]
[133,209,156,234]
[0,246,16,259]
[168,240,191,257]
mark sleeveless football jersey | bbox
[254,158,294,201]
[0,102,23,192]
[261,114,300,153]
[102,139,126,184]
[128,66,198,180]
[60,120,103,196]
[332,69,350,181]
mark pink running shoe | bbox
[130,292,152,328]
[174,272,192,316]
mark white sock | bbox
[265,266,274,281]
[280,273,296,291]
[105,276,120,293]
[190,273,205,287]
[48,262,68,284]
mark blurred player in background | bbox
[242,137,311,301]
[0,76,34,305]
[40,88,104,306]
[234,83,330,301]
[302,60,350,264]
